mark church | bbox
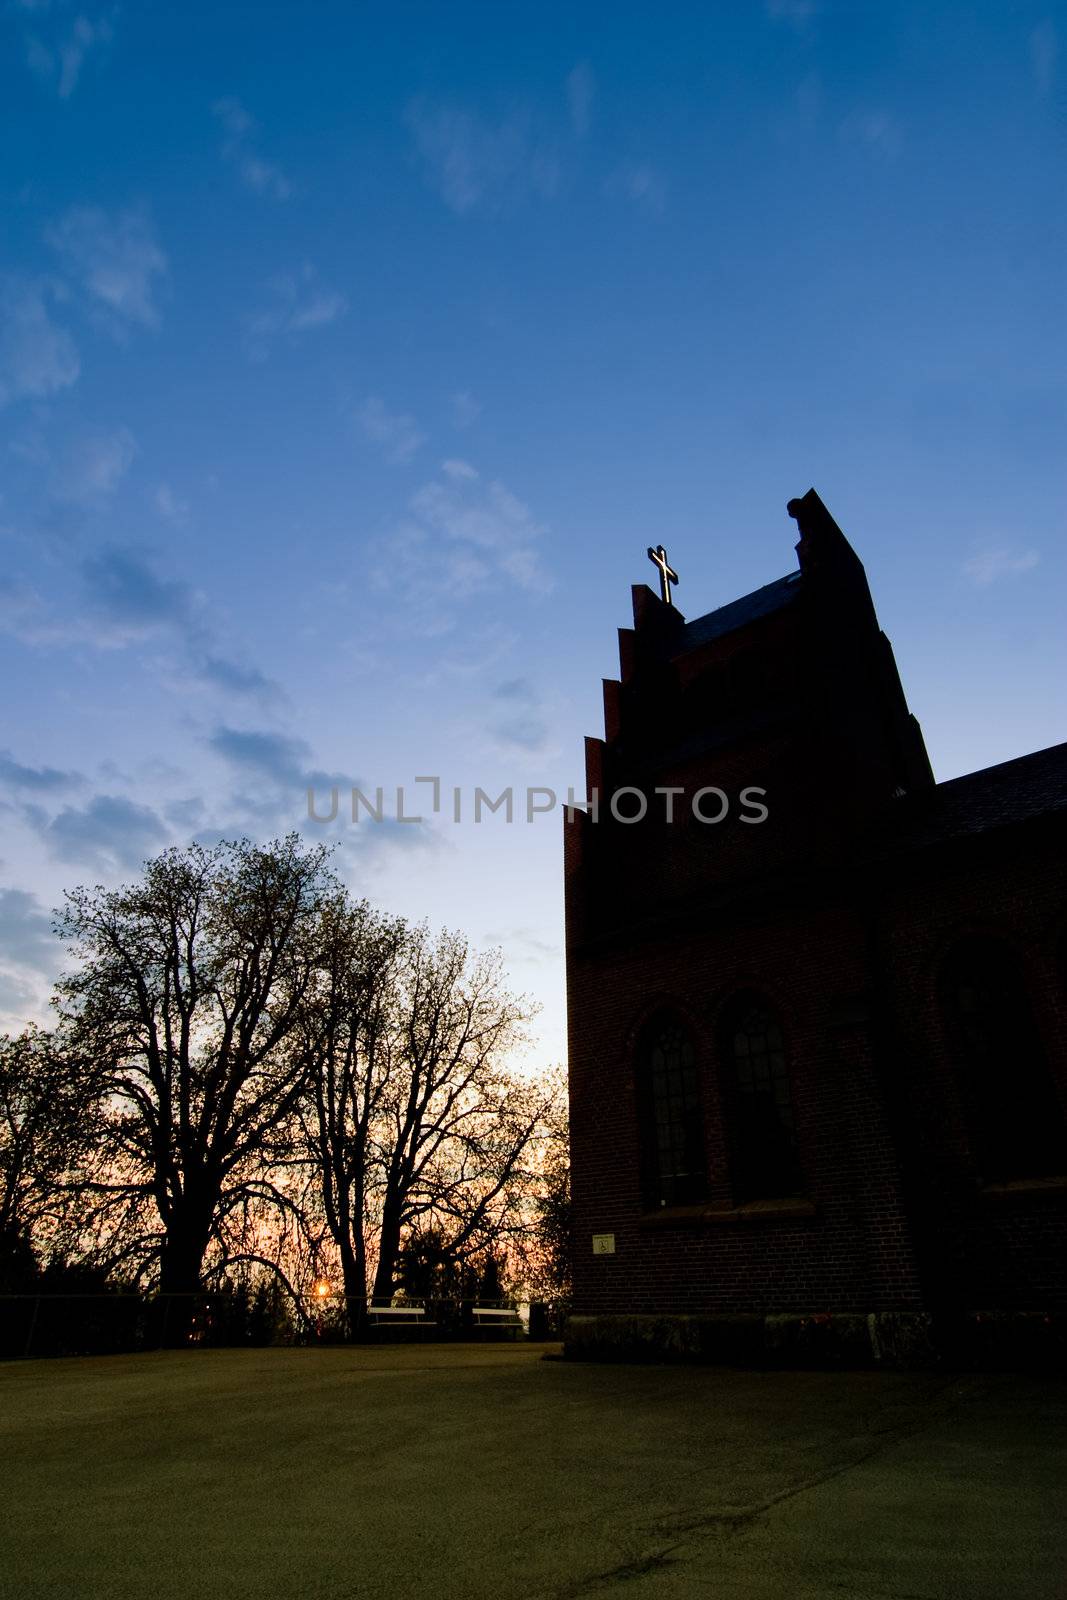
[564,489,1067,1366]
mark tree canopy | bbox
[1,834,569,1333]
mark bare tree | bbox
[295,896,407,1324]
[369,925,543,1303]
[299,919,547,1325]
[55,835,336,1304]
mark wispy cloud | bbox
[155,645,283,706]
[79,544,193,643]
[566,64,595,138]
[356,396,425,464]
[962,547,1040,586]
[46,793,170,871]
[0,888,59,969]
[794,71,822,128]
[196,655,281,702]
[489,677,550,753]
[1030,20,1058,96]
[1,547,191,649]
[53,424,136,505]
[6,766,176,881]
[0,577,60,646]
[3,532,285,716]
[207,726,361,825]
[47,206,168,332]
[369,462,552,636]
[490,716,548,751]
[449,390,481,429]
[0,275,80,406]
[245,263,347,359]
[839,109,902,159]
[163,796,206,832]
[206,725,436,855]
[209,726,317,786]
[410,466,552,594]
[154,482,189,525]
[20,4,115,99]
[0,750,84,795]
[605,162,666,212]
[405,98,560,215]
[213,96,292,200]
[765,0,820,28]
[495,677,535,700]
[481,924,561,968]
[0,887,64,1022]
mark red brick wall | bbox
[565,540,1067,1321]
[567,864,925,1316]
[875,834,1067,1312]
[566,811,1067,1319]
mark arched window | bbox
[636,1013,707,1209]
[720,996,802,1201]
[940,940,1065,1181]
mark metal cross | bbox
[646,544,679,606]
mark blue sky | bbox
[2,0,1065,1064]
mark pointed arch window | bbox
[940,940,1064,1181]
[720,996,802,1201]
[637,1013,707,1209]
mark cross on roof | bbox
[646,544,679,606]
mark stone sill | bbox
[639,1197,817,1228]
[980,1174,1067,1200]
[563,1309,1067,1370]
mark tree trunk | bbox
[157,1205,214,1346]
[339,1235,367,1340]
[372,1206,402,1304]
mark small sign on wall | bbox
[592,1233,616,1255]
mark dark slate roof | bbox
[679,572,802,651]
[891,741,1067,849]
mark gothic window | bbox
[940,940,1065,1181]
[637,1014,708,1209]
[720,996,802,1201]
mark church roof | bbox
[892,741,1067,848]
[679,572,802,651]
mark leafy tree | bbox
[397,1224,470,1303]
[0,1224,39,1293]
[0,1025,99,1264]
[534,1098,572,1309]
[396,1224,509,1332]
[509,1065,571,1322]
[396,1225,507,1303]
[5,834,564,1351]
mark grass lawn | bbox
[1,1344,1064,1599]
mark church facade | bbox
[564,489,1067,1366]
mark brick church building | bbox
[564,489,1067,1366]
